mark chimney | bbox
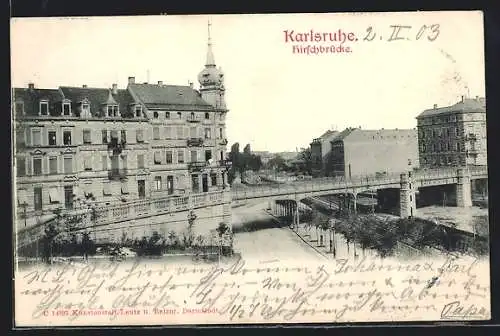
[461,95,465,102]
[475,95,479,101]
[82,84,87,88]
[28,83,34,89]
[112,83,118,94]
[158,81,163,86]
[433,104,437,109]
[128,76,135,84]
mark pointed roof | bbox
[105,90,118,105]
[206,19,215,67]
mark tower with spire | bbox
[197,19,227,110]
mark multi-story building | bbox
[328,127,419,178]
[13,24,229,224]
[416,96,487,167]
[310,129,339,177]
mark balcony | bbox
[187,138,204,147]
[188,161,208,172]
[107,138,126,155]
[219,138,228,145]
[218,159,232,170]
[108,168,128,180]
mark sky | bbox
[11,12,485,152]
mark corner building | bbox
[416,96,487,167]
[13,28,229,221]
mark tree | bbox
[216,222,229,263]
[267,155,286,171]
[297,147,313,175]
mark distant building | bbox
[310,129,339,177]
[252,151,273,164]
[416,96,487,167]
[328,127,419,178]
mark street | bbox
[231,202,325,262]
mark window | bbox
[17,158,26,176]
[107,105,119,117]
[63,102,71,116]
[167,176,174,195]
[102,155,107,170]
[110,130,118,141]
[191,150,197,162]
[34,187,43,211]
[190,112,195,120]
[135,105,142,117]
[422,143,426,152]
[82,103,90,116]
[15,102,24,115]
[32,129,41,146]
[190,127,197,138]
[204,128,211,139]
[121,181,129,194]
[63,131,72,145]
[39,101,49,115]
[165,150,173,164]
[219,128,223,139]
[456,143,461,151]
[164,126,172,139]
[153,127,160,140]
[137,154,145,168]
[211,173,217,186]
[165,112,170,119]
[154,151,162,164]
[176,126,183,139]
[49,157,58,174]
[205,112,210,120]
[177,112,182,119]
[121,130,127,143]
[153,112,159,119]
[205,150,212,161]
[121,155,127,169]
[177,150,185,163]
[136,129,144,143]
[103,182,111,196]
[48,131,57,146]
[64,157,73,174]
[84,155,93,171]
[154,176,162,190]
[102,130,108,143]
[83,129,92,144]
[33,158,42,175]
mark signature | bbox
[440,301,489,320]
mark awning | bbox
[121,182,129,194]
[17,191,27,206]
[49,187,62,203]
[154,151,162,163]
[103,182,111,196]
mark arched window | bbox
[205,112,210,119]
[153,112,159,119]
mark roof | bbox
[331,127,416,143]
[13,88,63,116]
[59,87,137,117]
[417,97,486,118]
[128,83,214,111]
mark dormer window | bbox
[177,112,182,119]
[134,105,142,117]
[81,103,90,117]
[15,101,24,115]
[107,105,119,117]
[39,101,49,115]
[165,112,170,119]
[62,102,71,116]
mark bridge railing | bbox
[16,190,226,249]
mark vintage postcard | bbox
[11,11,490,327]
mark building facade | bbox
[310,129,339,177]
[329,127,419,178]
[416,96,487,168]
[13,26,230,224]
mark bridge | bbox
[15,166,487,251]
